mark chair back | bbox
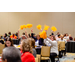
[0,44,5,54]
[41,46,50,57]
[57,41,61,51]
[60,41,65,50]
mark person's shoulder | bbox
[25,52,35,58]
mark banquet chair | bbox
[58,41,63,58]
[35,57,39,62]
[54,41,61,61]
[40,46,50,62]
[36,54,41,62]
[0,44,5,54]
[60,41,65,56]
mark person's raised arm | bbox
[25,31,29,38]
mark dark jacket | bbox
[31,33,44,46]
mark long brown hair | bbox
[5,37,13,47]
[51,35,56,40]
[21,39,33,54]
[27,38,35,48]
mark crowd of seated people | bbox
[0,30,74,62]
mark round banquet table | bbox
[66,41,75,53]
[12,39,20,45]
[14,45,42,54]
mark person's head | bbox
[33,33,36,37]
[28,33,31,37]
[50,35,56,41]
[28,38,35,49]
[66,33,68,36]
[15,32,18,36]
[5,37,13,47]
[57,32,60,35]
[69,37,73,40]
[61,36,64,40]
[4,33,7,37]
[22,35,27,39]
[22,33,25,35]
[2,47,21,62]
[58,34,61,38]
[12,34,15,37]
[48,35,51,39]
[36,34,40,40]
[20,39,33,53]
[69,34,71,37]
[8,32,11,35]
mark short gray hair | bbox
[2,46,21,62]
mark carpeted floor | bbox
[58,53,75,62]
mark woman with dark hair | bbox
[31,29,44,46]
[4,33,8,41]
[5,37,13,47]
[63,33,69,42]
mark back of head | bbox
[21,38,33,54]
[2,47,21,62]
[58,34,61,38]
[28,38,35,48]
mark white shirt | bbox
[46,38,59,55]
[35,40,39,46]
[56,38,61,41]
[61,39,67,43]
[44,39,51,46]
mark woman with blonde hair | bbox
[20,39,35,62]
[27,38,37,57]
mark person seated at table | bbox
[5,37,14,47]
[63,33,69,41]
[8,32,11,37]
[20,39,35,62]
[2,47,21,62]
[56,34,61,41]
[31,29,44,46]
[45,35,59,62]
[28,38,37,57]
[59,35,67,56]
[18,30,29,43]
[15,32,18,39]
[4,33,8,41]
[0,36,4,44]
[69,34,73,41]
[61,35,67,43]
[10,34,17,39]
